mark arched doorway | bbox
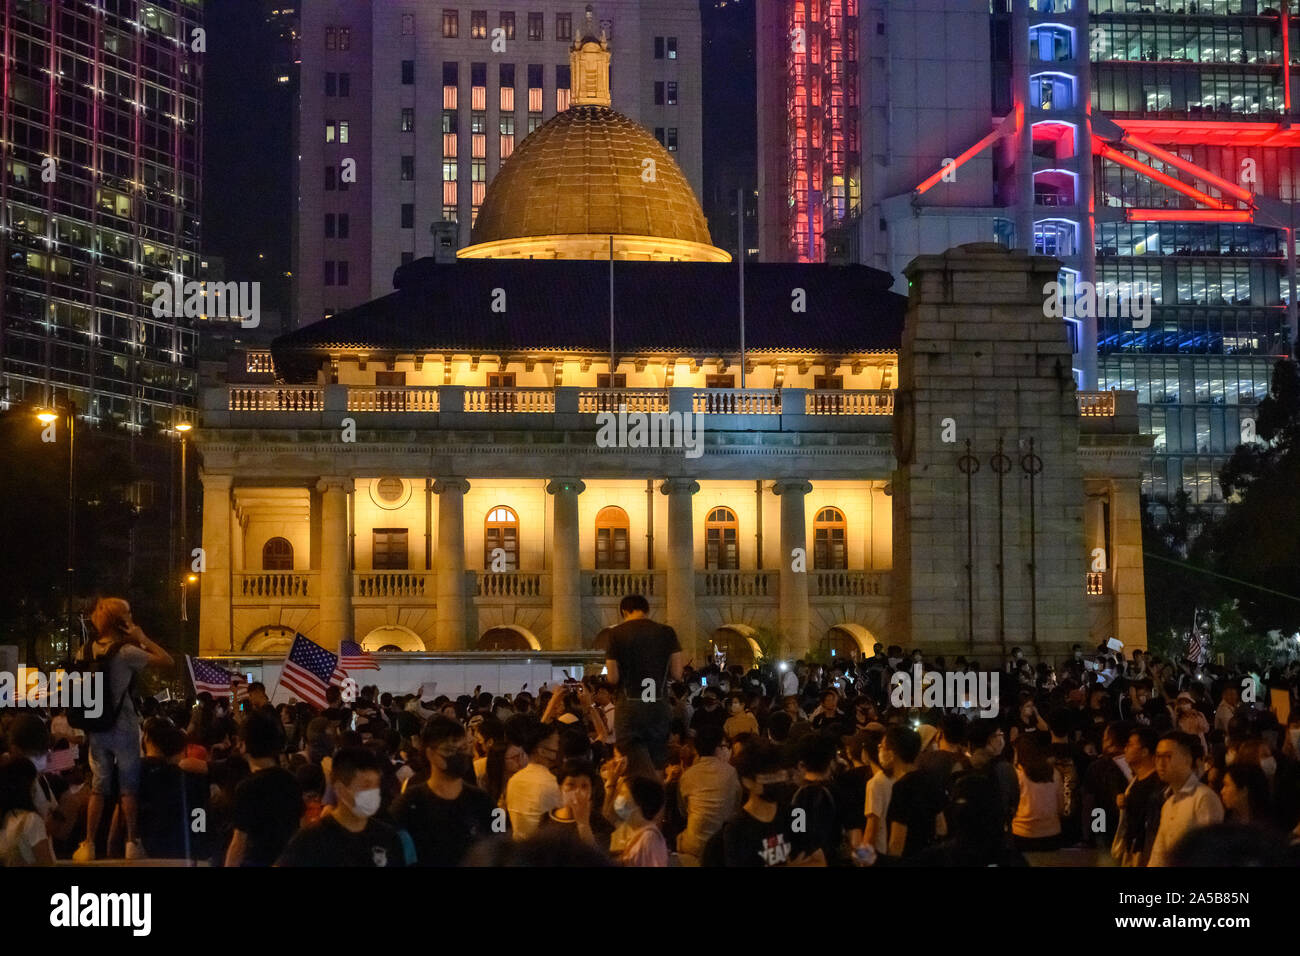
[710,623,762,670]
[241,624,297,654]
[358,624,425,652]
[477,624,541,650]
[819,623,877,663]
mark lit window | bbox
[705,508,739,570]
[443,9,459,38]
[528,12,543,40]
[471,10,487,39]
[484,507,520,570]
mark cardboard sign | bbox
[1106,638,1124,652]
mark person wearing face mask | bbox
[540,759,612,851]
[964,720,1018,831]
[690,688,727,738]
[723,694,759,741]
[277,746,405,867]
[390,716,495,866]
[608,775,668,866]
[702,739,817,867]
[5,714,56,826]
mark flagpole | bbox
[738,188,746,388]
[609,235,615,381]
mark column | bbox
[547,479,586,650]
[773,480,813,658]
[660,478,700,660]
[198,473,233,653]
[1110,479,1149,651]
[316,477,353,650]
[433,478,470,650]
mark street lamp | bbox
[35,401,76,613]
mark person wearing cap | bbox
[690,687,726,738]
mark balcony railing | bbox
[475,571,545,597]
[348,388,440,413]
[464,388,555,413]
[693,389,781,415]
[586,570,659,597]
[812,570,890,597]
[807,390,894,416]
[578,389,669,414]
[1078,392,1116,417]
[229,386,323,412]
[354,572,433,598]
[245,351,274,374]
[700,570,775,597]
[235,572,316,599]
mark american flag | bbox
[1187,610,1209,666]
[340,640,378,672]
[279,634,341,709]
[187,656,245,699]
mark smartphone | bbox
[700,677,707,688]
[350,712,358,731]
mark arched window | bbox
[813,507,848,570]
[705,507,739,570]
[595,506,630,570]
[484,506,519,570]
[262,537,293,571]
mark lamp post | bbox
[175,422,193,637]
[36,401,76,614]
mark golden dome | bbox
[460,105,730,262]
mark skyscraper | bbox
[0,0,205,429]
[756,0,1298,507]
[295,1,705,328]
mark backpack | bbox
[67,641,135,733]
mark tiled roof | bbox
[271,259,906,378]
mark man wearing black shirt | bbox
[391,716,496,866]
[704,740,814,867]
[791,733,844,864]
[1113,726,1164,867]
[883,726,947,859]
[226,713,302,867]
[278,747,405,867]
[604,594,684,779]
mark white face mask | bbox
[1259,756,1277,778]
[613,794,634,821]
[350,788,382,819]
[31,754,49,774]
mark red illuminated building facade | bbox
[756,0,861,263]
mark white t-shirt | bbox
[863,771,894,855]
[1,810,48,866]
[505,761,563,840]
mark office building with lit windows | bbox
[757,0,1299,509]
[295,1,703,329]
[0,0,204,429]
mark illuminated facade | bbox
[195,39,1148,668]
[756,0,861,263]
[0,0,204,428]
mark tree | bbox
[1141,489,1221,644]
[1210,349,1300,634]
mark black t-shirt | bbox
[137,758,209,860]
[833,765,869,833]
[232,767,303,866]
[886,769,947,858]
[605,619,681,700]
[791,781,843,863]
[390,782,496,866]
[712,807,798,867]
[277,815,406,867]
[1121,771,1166,860]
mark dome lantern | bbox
[570,6,612,109]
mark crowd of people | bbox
[2,594,1300,867]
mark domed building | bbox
[459,17,730,263]
[193,19,1148,692]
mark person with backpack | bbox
[72,597,173,862]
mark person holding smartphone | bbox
[73,597,173,862]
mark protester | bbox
[277,747,406,866]
[391,716,495,865]
[603,594,684,778]
[1147,732,1224,867]
[225,713,302,866]
[73,597,174,862]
